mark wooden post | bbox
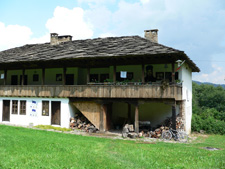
[4,70,7,85]
[63,67,66,85]
[87,67,90,83]
[21,69,25,85]
[128,103,131,123]
[172,102,176,130]
[113,65,116,83]
[172,63,175,84]
[42,68,45,85]
[142,64,145,83]
[100,104,107,132]
[135,104,139,133]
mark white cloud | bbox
[46,6,93,39]
[0,6,94,51]
[193,64,225,84]
[0,22,33,51]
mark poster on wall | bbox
[30,100,38,117]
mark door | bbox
[2,100,10,121]
[51,101,60,125]
[66,74,74,85]
[11,75,18,85]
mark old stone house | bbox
[0,30,199,134]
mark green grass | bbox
[0,125,224,169]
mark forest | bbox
[192,82,225,134]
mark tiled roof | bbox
[0,36,200,72]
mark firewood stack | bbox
[70,114,98,133]
[138,115,184,138]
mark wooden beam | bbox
[128,103,131,123]
[135,104,139,133]
[113,65,116,83]
[42,68,45,85]
[172,63,175,84]
[172,102,176,130]
[4,69,7,85]
[142,64,145,83]
[100,104,108,132]
[87,67,90,83]
[63,67,66,85]
[21,69,25,85]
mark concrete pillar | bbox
[135,104,139,133]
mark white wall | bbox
[0,97,73,128]
[179,63,193,134]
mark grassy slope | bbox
[0,125,224,169]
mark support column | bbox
[113,65,116,83]
[42,68,45,85]
[100,104,108,132]
[142,64,145,83]
[87,67,90,83]
[172,63,175,84]
[172,102,176,130]
[135,104,139,133]
[21,69,25,85]
[4,69,7,85]
[128,103,131,123]
[62,67,66,85]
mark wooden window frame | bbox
[42,101,49,116]
[12,100,18,114]
[20,100,26,115]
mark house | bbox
[0,29,200,134]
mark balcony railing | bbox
[0,84,182,100]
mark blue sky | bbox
[0,0,225,84]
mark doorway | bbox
[2,100,10,121]
[11,75,18,85]
[51,101,61,125]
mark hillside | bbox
[193,80,225,89]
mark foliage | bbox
[192,82,225,134]
[35,125,72,132]
[0,125,225,169]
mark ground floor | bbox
[0,97,191,134]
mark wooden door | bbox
[51,101,60,125]
[2,100,10,121]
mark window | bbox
[90,74,98,82]
[12,100,18,114]
[33,74,39,82]
[100,74,109,82]
[156,72,164,80]
[56,74,62,81]
[20,101,26,115]
[42,101,49,116]
[116,72,133,81]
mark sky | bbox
[0,0,225,84]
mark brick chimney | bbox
[50,33,72,45]
[144,29,158,43]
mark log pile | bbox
[70,114,98,133]
[137,115,184,138]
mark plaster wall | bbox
[0,97,72,128]
[179,63,193,134]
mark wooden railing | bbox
[0,84,182,100]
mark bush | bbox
[192,110,225,135]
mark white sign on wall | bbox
[1,74,4,79]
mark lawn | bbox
[0,125,224,169]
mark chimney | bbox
[50,33,72,45]
[144,29,158,43]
